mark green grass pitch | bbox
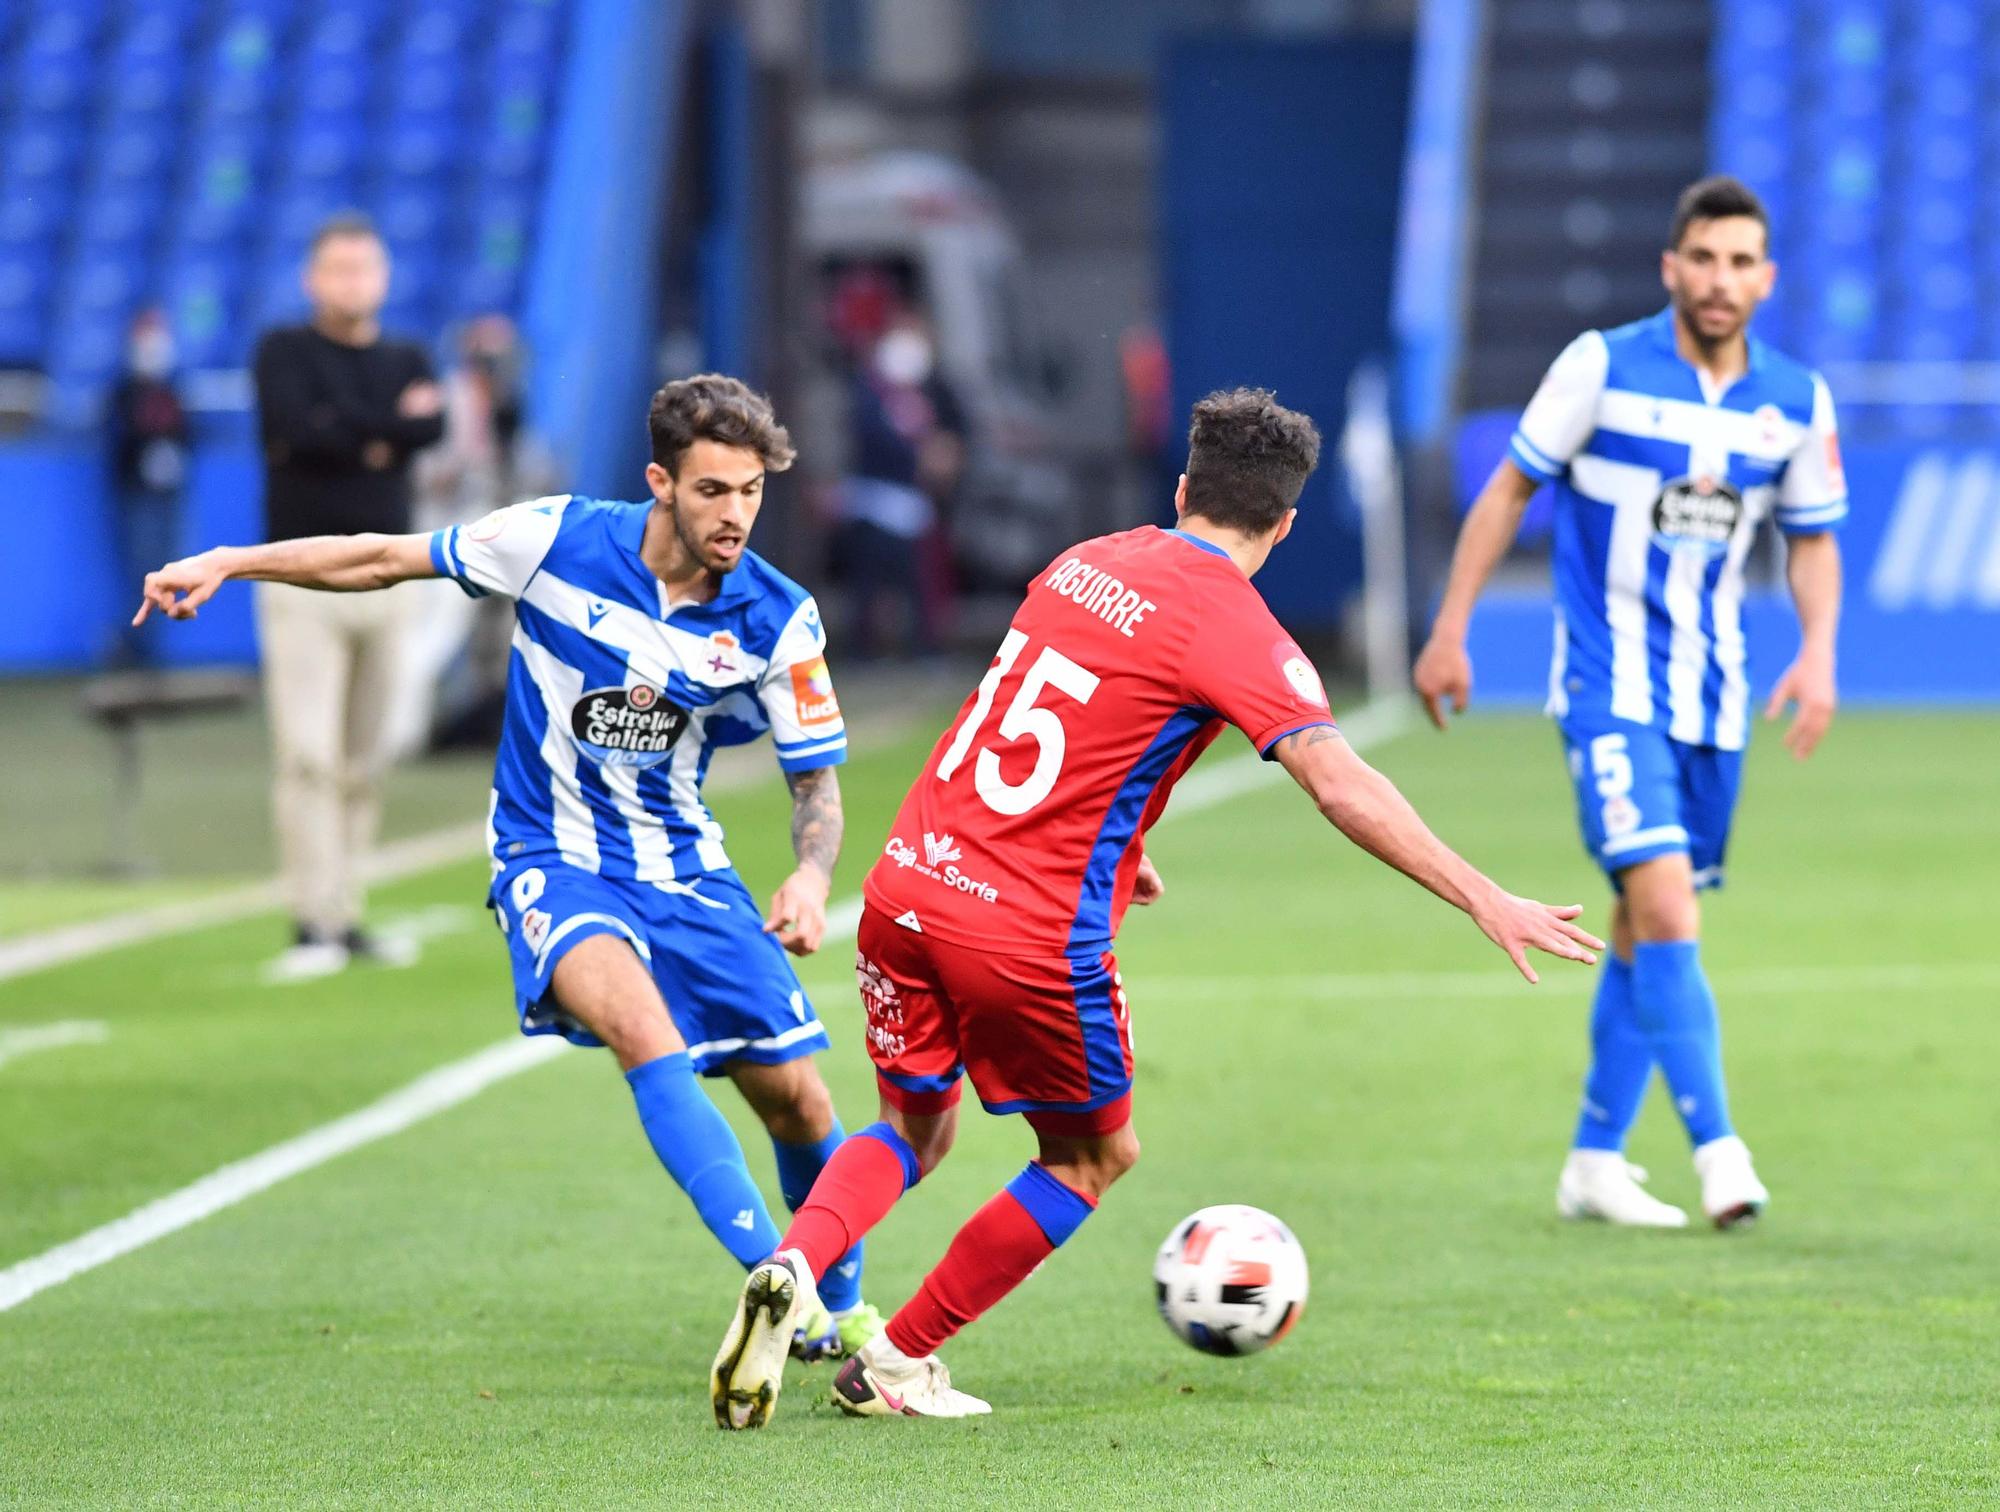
[2,709,1996,1507]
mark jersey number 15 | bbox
[936,629,1101,815]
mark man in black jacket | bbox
[252,213,445,979]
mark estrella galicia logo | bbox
[1652,474,1743,556]
[571,683,689,768]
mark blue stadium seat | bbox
[282,120,370,185]
[1,121,86,193]
[0,186,69,252]
[95,123,179,188]
[74,189,165,253]
[0,0,566,404]
[380,116,462,181]
[293,58,375,119]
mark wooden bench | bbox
[79,669,259,876]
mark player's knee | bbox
[1627,888,1699,942]
[905,1118,956,1177]
[1041,1124,1140,1199]
[1620,859,1700,942]
[771,1071,835,1145]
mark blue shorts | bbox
[1559,718,1744,891]
[488,858,831,1075]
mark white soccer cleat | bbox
[711,1248,817,1430]
[831,1337,991,1419]
[1693,1135,1769,1229]
[1557,1149,1690,1228]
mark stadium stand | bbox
[0,0,569,424]
[1712,0,1997,435]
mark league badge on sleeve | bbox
[1276,646,1328,707]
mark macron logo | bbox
[923,831,961,867]
[836,1261,859,1280]
[895,910,923,933]
[731,1209,755,1231]
[1870,451,2000,609]
[587,600,611,629]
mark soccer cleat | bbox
[1556,1149,1690,1227]
[830,1338,991,1419]
[711,1248,817,1430]
[791,1298,841,1362]
[1693,1135,1769,1229]
[835,1302,887,1358]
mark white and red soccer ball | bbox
[1153,1204,1309,1356]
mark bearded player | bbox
[708,387,1604,1426]
[136,376,883,1359]
[1412,177,1845,1229]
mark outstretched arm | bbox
[1411,458,1540,729]
[1764,530,1840,760]
[133,533,439,624]
[1273,725,1601,983]
[763,766,843,956]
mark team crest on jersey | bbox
[1652,474,1743,555]
[571,683,690,768]
[702,630,742,680]
[790,656,841,731]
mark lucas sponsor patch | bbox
[790,656,841,730]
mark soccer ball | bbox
[1152,1204,1309,1356]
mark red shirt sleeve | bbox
[1180,584,1338,757]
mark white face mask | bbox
[874,329,933,386]
[131,332,174,378]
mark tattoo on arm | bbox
[1300,725,1342,749]
[786,767,843,881]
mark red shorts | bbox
[854,904,1135,1136]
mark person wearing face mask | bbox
[248,213,447,980]
[107,308,190,666]
[831,309,967,659]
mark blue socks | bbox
[625,1052,781,1269]
[772,1121,864,1312]
[1573,956,1653,1152]
[1629,941,1733,1147]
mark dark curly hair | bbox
[1182,387,1322,533]
[648,374,797,477]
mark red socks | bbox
[885,1163,1098,1358]
[781,1124,916,1278]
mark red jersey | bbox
[863,526,1337,954]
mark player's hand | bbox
[1469,886,1603,984]
[1131,853,1166,906]
[1763,650,1836,760]
[133,548,233,625]
[763,866,830,956]
[397,380,444,419]
[1413,634,1472,730]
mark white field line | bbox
[0,696,1411,1315]
[0,1020,110,1071]
[0,823,489,986]
[0,1037,565,1312]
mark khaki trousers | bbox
[256,581,417,939]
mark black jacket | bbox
[253,323,445,541]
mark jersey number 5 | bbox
[936,629,1101,815]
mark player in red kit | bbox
[711,389,1604,1427]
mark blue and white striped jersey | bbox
[427,494,847,882]
[1509,307,1846,751]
